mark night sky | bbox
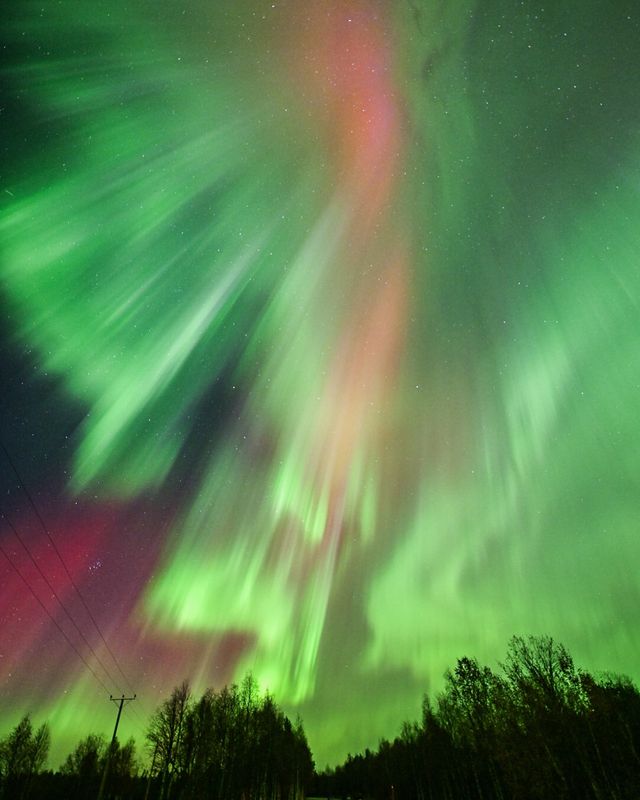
[1,0,639,769]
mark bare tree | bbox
[146,680,191,799]
[0,715,50,799]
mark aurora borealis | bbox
[1,0,640,769]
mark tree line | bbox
[312,635,640,800]
[0,674,313,799]
[145,674,313,800]
[3,637,640,799]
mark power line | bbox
[98,693,137,800]
[1,535,149,738]
[0,438,137,695]
[0,436,152,737]
[1,511,123,694]
[0,539,111,695]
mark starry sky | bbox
[1,0,639,769]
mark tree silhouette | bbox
[0,714,50,799]
[61,732,105,781]
[317,635,640,800]
[143,674,313,799]
[3,637,638,799]
[146,679,191,798]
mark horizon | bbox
[4,633,635,774]
[2,0,639,773]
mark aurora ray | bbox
[1,0,639,768]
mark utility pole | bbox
[97,693,136,800]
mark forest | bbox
[1,637,639,799]
[313,636,640,800]
[0,674,313,800]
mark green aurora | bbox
[1,0,639,768]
